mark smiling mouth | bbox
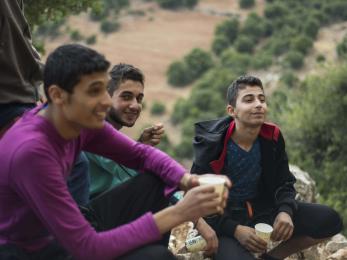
[95,111,107,119]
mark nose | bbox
[101,91,112,109]
[129,98,141,110]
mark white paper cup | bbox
[198,175,226,202]
[255,223,273,243]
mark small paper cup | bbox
[255,223,273,243]
[198,175,226,202]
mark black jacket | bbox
[0,0,42,104]
[191,116,297,237]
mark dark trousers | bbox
[0,103,36,138]
[212,202,343,260]
[0,173,175,260]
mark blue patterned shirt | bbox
[222,138,261,202]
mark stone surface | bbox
[168,165,347,259]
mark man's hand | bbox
[179,173,231,215]
[234,225,267,253]
[271,212,294,241]
[195,218,218,256]
[138,123,164,146]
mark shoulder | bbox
[259,122,282,142]
[195,116,232,135]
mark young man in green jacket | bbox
[86,63,165,198]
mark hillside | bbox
[42,0,347,146]
[42,0,265,144]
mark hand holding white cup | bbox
[198,175,227,202]
[255,223,273,243]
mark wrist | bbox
[179,173,191,191]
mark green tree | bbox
[284,51,304,69]
[280,65,347,234]
[337,35,347,59]
[100,19,120,34]
[291,35,313,55]
[24,0,100,27]
[220,49,251,75]
[167,61,192,87]
[239,0,255,9]
[234,35,255,53]
[242,13,267,41]
[212,35,230,56]
[150,102,166,115]
[184,48,214,80]
[215,18,239,44]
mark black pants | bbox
[0,173,175,260]
[212,202,343,260]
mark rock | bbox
[327,248,347,260]
[326,235,347,254]
[290,164,317,203]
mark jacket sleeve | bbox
[273,132,297,218]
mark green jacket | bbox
[86,152,138,197]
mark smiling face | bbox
[60,71,112,130]
[227,85,267,128]
[107,80,144,128]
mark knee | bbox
[313,206,343,238]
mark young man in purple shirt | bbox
[0,44,230,260]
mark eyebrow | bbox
[120,91,144,97]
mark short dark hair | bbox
[226,75,264,106]
[44,44,110,102]
[108,63,144,96]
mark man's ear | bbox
[227,104,235,117]
[47,85,67,105]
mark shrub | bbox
[280,71,299,88]
[220,49,251,74]
[337,36,347,59]
[35,19,65,38]
[285,51,304,69]
[171,98,192,124]
[303,18,320,39]
[266,37,290,56]
[32,40,45,56]
[85,35,97,45]
[150,102,166,115]
[251,52,272,70]
[316,54,326,63]
[215,18,239,44]
[104,0,129,13]
[239,0,255,9]
[184,0,198,8]
[174,137,193,159]
[291,35,313,55]
[212,35,230,56]
[264,2,288,20]
[234,35,255,53]
[100,20,120,34]
[242,13,267,41]
[167,61,192,87]
[156,0,198,9]
[184,48,214,79]
[70,30,83,41]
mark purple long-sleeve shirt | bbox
[0,106,186,259]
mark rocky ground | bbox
[168,165,347,260]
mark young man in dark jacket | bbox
[191,75,343,259]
